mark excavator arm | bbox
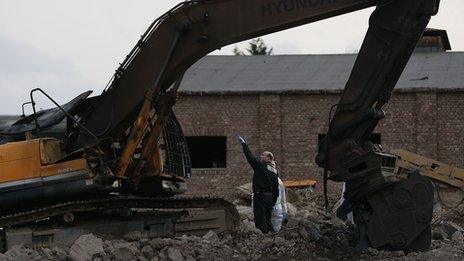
[314,0,440,252]
[317,0,440,176]
[4,0,439,252]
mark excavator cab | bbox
[0,87,191,213]
[1,91,92,142]
[0,138,111,212]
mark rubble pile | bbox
[0,186,463,260]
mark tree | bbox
[247,38,273,55]
[233,38,273,56]
[233,46,245,56]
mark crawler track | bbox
[0,196,239,229]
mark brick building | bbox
[176,32,464,199]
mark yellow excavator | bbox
[0,0,441,252]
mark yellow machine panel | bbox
[0,139,42,183]
[0,138,103,213]
[40,159,90,178]
[392,149,464,189]
[0,138,88,184]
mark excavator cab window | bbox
[40,138,66,165]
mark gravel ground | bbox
[0,185,463,261]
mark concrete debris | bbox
[235,183,252,203]
[141,245,155,259]
[165,247,185,261]
[236,205,254,220]
[432,227,447,240]
[69,234,104,261]
[203,230,220,242]
[451,231,464,244]
[2,186,464,260]
[440,221,464,238]
[109,241,141,261]
[1,244,42,261]
[52,246,68,261]
[286,202,298,217]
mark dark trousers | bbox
[253,192,274,234]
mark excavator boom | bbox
[75,0,378,146]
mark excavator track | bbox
[0,196,239,229]
[0,196,240,251]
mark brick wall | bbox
[437,93,464,168]
[173,91,464,199]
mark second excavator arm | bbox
[316,0,440,252]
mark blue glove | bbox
[237,136,246,144]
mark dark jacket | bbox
[241,143,279,204]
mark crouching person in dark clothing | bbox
[237,136,279,234]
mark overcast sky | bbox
[0,0,462,115]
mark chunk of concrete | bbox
[69,234,104,261]
[166,247,185,261]
[203,230,220,242]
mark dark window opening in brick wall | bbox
[318,133,382,146]
[186,136,227,169]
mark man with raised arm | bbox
[237,135,279,234]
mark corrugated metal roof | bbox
[180,52,464,93]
